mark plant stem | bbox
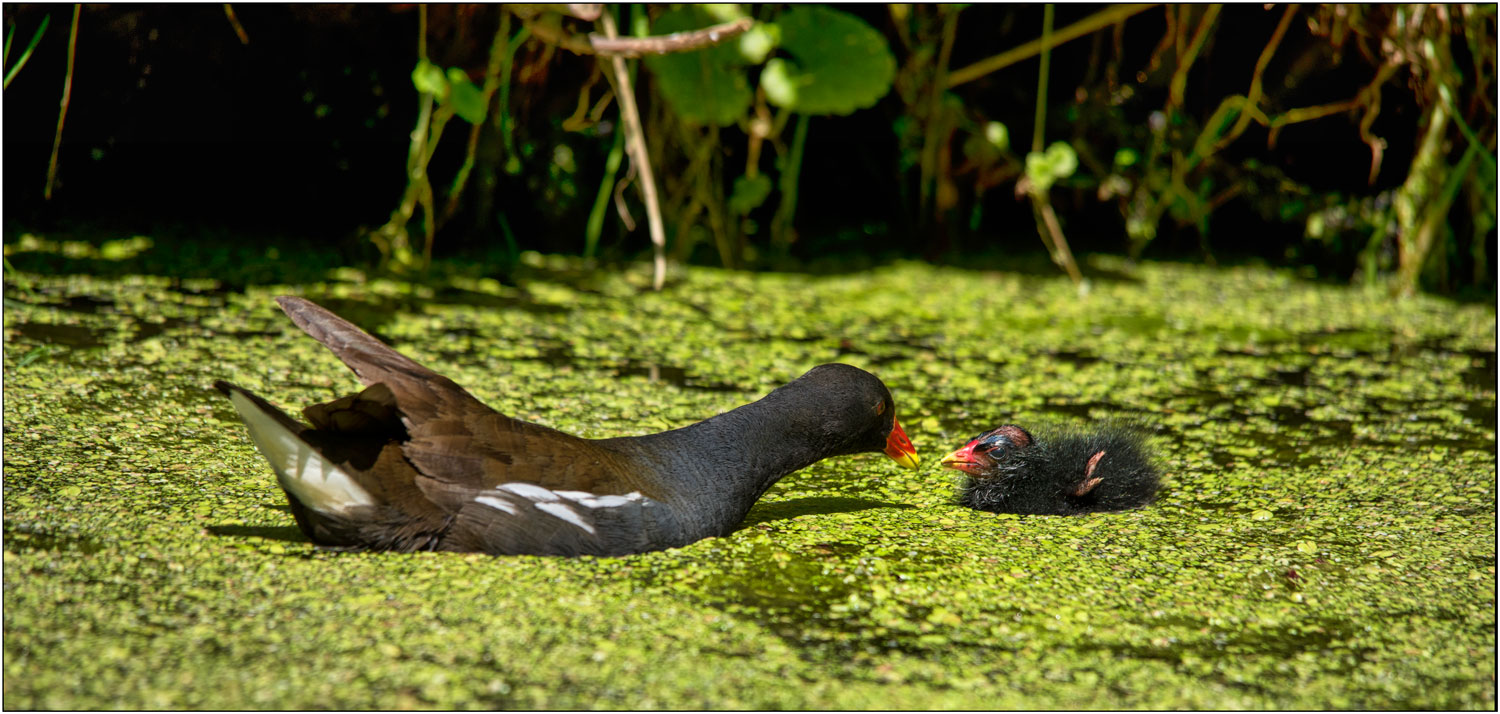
[1167,5,1219,110]
[444,14,523,225]
[585,129,625,259]
[599,8,666,290]
[919,7,960,222]
[1027,4,1083,286]
[1032,4,1053,154]
[1215,4,1297,152]
[771,113,810,252]
[1393,94,1452,297]
[43,5,79,201]
[947,3,1156,89]
[1031,191,1083,284]
[222,4,250,45]
[4,14,50,89]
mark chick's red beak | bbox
[939,439,983,476]
[883,418,920,469]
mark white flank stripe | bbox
[584,494,637,508]
[473,495,518,514]
[553,490,595,502]
[498,482,559,502]
[228,390,374,514]
[535,502,596,534]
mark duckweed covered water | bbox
[4,255,1494,708]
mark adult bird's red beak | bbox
[884,418,920,469]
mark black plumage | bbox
[215,297,922,556]
[941,422,1160,515]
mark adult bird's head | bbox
[784,364,920,469]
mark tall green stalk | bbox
[584,130,626,259]
[770,112,811,253]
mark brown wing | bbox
[276,297,640,501]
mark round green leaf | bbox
[760,58,803,109]
[1025,150,1053,191]
[984,121,1009,152]
[445,68,487,124]
[762,5,895,115]
[411,59,447,97]
[729,174,773,215]
[644,7,759,127]
[1045,142,1078,179]
[737,22,778,64]
[1026,141,1079,192]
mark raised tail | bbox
[274,296,489,425]
[275,296,444,386]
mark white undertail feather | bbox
[227,390,375,514]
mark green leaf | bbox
[1114,148,1138,168]
[737,22,778,64]
[760,58,804,109]
[1306,213,1326,239]
[1045,142,1078,179]
[446,68,487,124]
[762,5,895,115]
[729,174,773,214]
[1025,142,1078,192]
[1025,151,1053,191]
[643,6,758,127]
[984,121,1009,152]
[411,59,448,97]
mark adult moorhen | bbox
[215,297,920,556]
[940,423,1159,515]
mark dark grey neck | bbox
[599,386,845,537]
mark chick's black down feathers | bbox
[946,422,1160,515]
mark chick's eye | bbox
[975,431,1024,460]
[976,438,1012,460]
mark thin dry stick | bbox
[1146,4,1175,74]
[598,8,665,290]
[589,17,751,57]
[522,13,750,58]
[947,3,1156,88]
[43,4,80,201]
[1032,193,1082,283]
[223,4,250,45]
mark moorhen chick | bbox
[940,423,1159,515]
[215,297,920,556]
